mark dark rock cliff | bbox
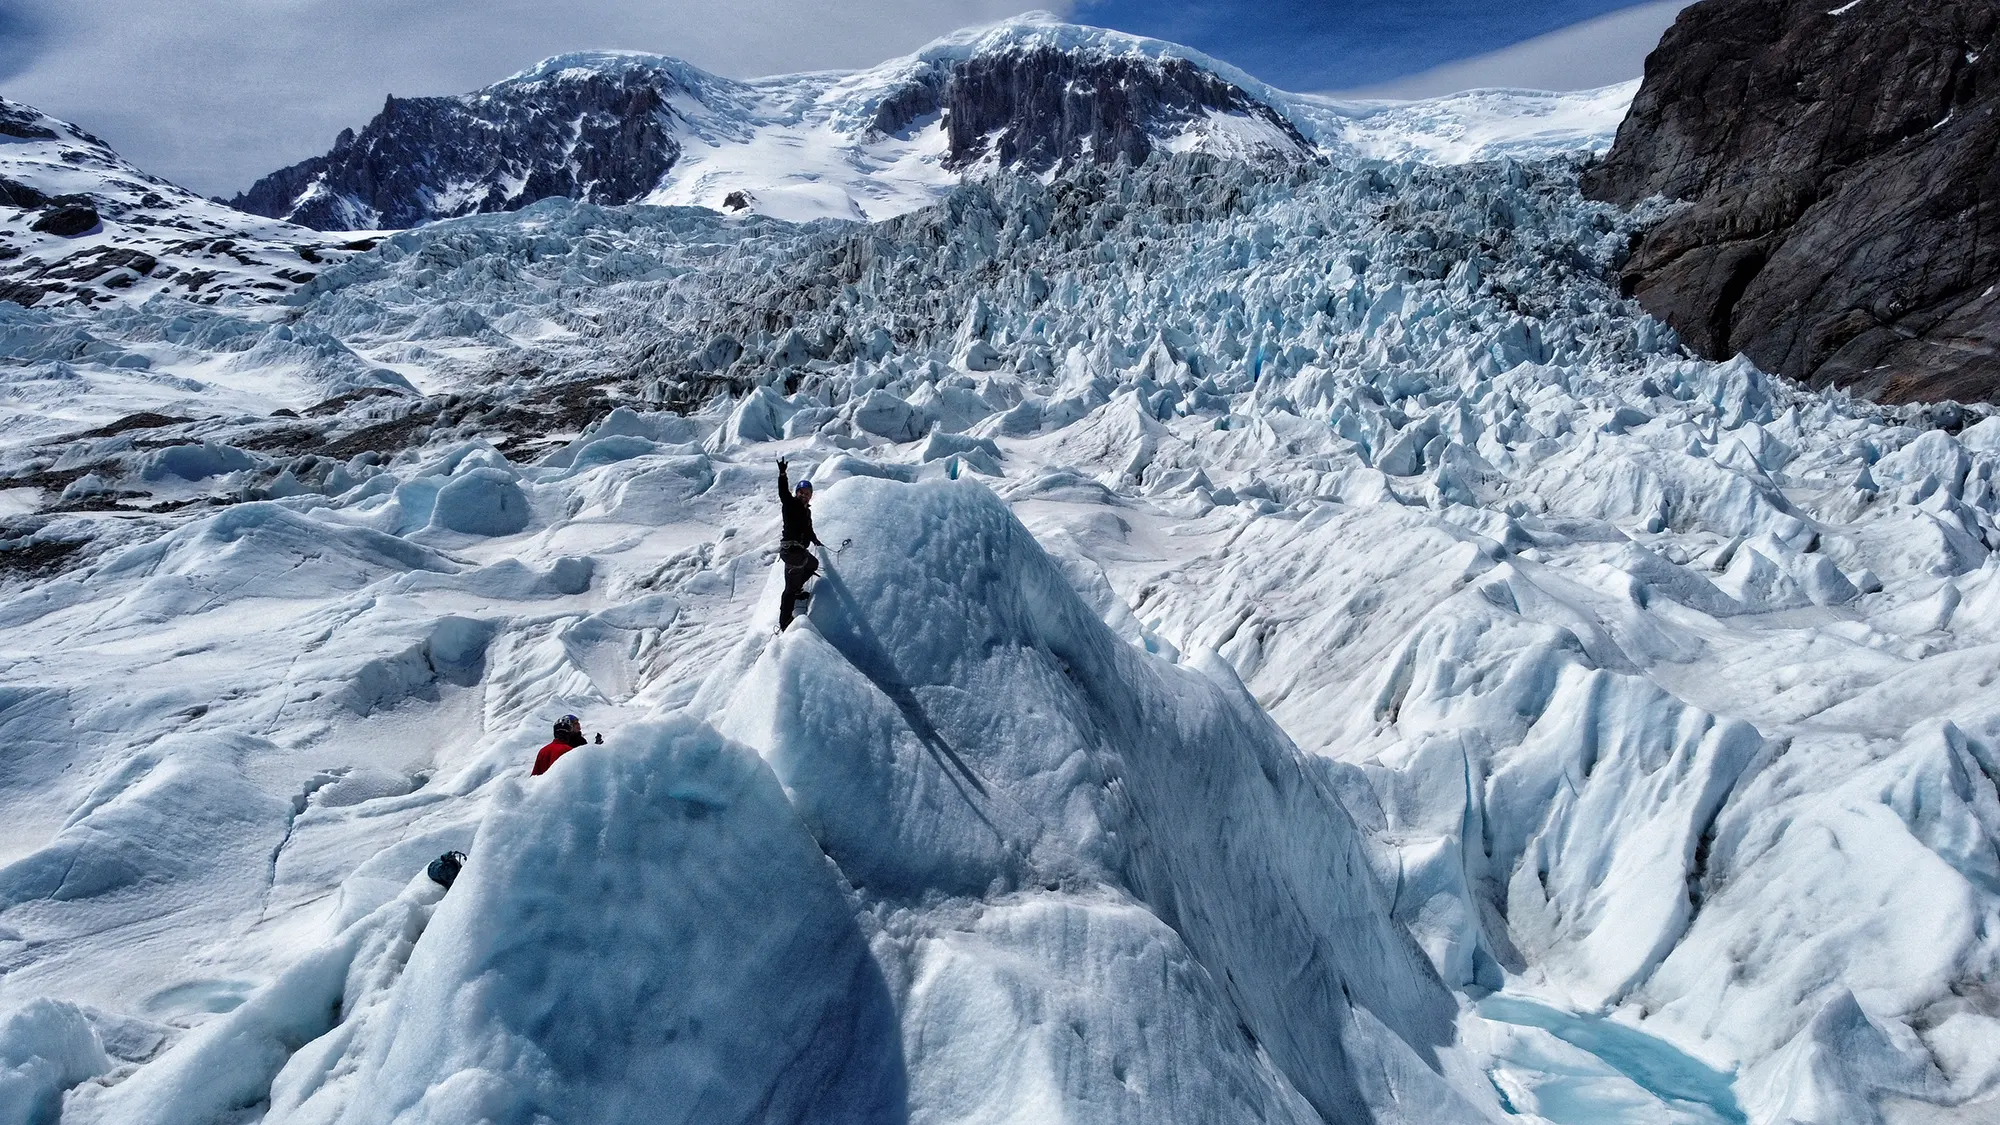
[875,47,1311,171]
[230,65,685,230]
[1584,0,2000,403]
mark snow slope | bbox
[0,98,374,313]
[1322,80,1644,165]
[1,122,1998,1125]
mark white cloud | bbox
[1,0,1060,197]
[1328,0,1693,99]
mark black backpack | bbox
[427,851,467,889]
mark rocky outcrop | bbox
[31,202,100,237]
[230,63,687,230]
[0,177,49,214]
[876,47,1312,171]
[1584,0,2000,403]
[0,101,59,141]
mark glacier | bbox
[1,68,1998,1125]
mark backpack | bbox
[427,850,467,889]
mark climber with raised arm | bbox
[777,458,822,630]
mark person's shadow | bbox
[804,561,1001,834]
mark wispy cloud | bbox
[0,4,52,85]
[1329,0,1693,98]
[1073,0,1668,92]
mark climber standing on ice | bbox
[776,458,822,630]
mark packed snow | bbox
[2,74,1998,1125]
[1320,81,1644,165]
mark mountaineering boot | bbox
[780,589,812,631]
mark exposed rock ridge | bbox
[230,66,687,230]
[1584,0,2000,404]
[875,46,1314,171]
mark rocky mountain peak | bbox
[874,45,1312,172]
[230,58,693,230]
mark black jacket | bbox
[778,464,821,547]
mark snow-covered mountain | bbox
[3,12,1998,1125]
[230,13,1634,227]
[0,98,375,311]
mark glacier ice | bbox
[0,999,110,1125]
[0,137,1997,1125]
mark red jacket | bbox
[532,739,579,776]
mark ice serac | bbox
[1585,0,2000,403]
[169,718,906,1125]
[701,477,1482,1124]
[0,999,110,1125]
[11,54,2000,1124]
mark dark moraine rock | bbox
[230,60,688,231]
[40,246,157,281]
[1584,0,2000,404]
[0,279,46,307]
[78,412,194,439]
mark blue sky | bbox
[1080,0,1659,92]
[0,0,1682,197]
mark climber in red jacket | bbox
[531,714,594,775]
